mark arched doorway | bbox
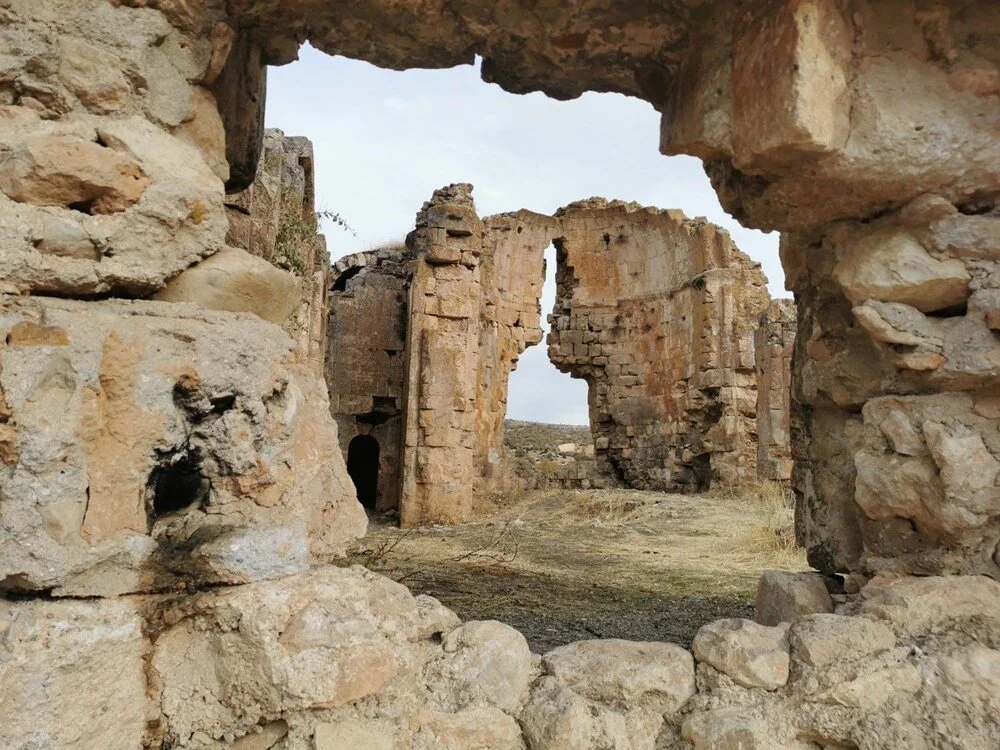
[347,435,380,510]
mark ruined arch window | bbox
[347,434,380,510]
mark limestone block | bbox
[57,37,131,114]
[833,230,971,312]
[682,709,775,750]
[755,570,833,626]
[0,597,148,750]
[859,575,1000,636]
[413,706,523,750]
[314,720,395,750]
[692,618,790,690]
[0,296,365,595]
[0,110,227,296]
[0,132,149,213]
[154,246,302,325]
[731,0,851,166]
[425,620,535,714]
[175,86,230,182]
[519,677,594,750]
[152,566,419,744]
[542,638,695,714]
[788,613,896,669]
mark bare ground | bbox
[347,486,810,653]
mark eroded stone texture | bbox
[0,295,364,596]
[658,0,1000,578]
[755,300,796,481]
[0,0,231,297]
[225,129,331,368]
[547,201,770,490]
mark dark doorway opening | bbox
[347,434,380,510]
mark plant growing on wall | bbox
[274,187,353,275]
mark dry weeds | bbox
[349,484,810,650]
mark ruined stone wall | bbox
[3,1,999,748]
[755,299,796,482]
[225,128,331,369]
[473,211,552,493]
[547,201,770,491]
[327,248,411,511]
[663,0,1000,580]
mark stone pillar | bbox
[399,184,485,525]
[754,300,795,482]
[664,0,1000,577]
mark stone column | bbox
[664,0,1000,577]
[754,300,795,482]
[399,184,485,525]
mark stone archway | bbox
[1,1,998,748]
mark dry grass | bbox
[351,483,810,650]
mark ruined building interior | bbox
[1,1,999,749]
[325,182,789,524]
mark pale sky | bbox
[266,46,785,426]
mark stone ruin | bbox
[326,186,779,524]
[1,1,999,748]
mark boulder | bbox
[755,570,834,626]
[789,613,896,669]
[425,621,535,714]
[152,566,419,743]
[692,618,790,690]
[154,246,302,325]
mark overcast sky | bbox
[266,46,785,425]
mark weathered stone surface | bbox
[833,229,971,313]
[788,613,896,669]
[755,570,833,626]
[0,133,149,213]
[0,2,230,296]
[0,597,148,750]
[547,200,771,491]
[227,129,331,368]
[754,300,795,481]
[692,618,790,690]
[0,295,364,595]
[542,639,694,714]
[858,575,1000,636]
[152,566,418,745]
[426,620,536,714]
[154,246,302,325]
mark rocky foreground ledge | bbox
[4,565,999,749]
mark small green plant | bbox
[273,187,353,275]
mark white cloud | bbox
[266,46,785,425]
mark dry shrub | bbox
[723,481,798,556]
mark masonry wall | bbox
[547,202,771,491]
[326,249,411,511]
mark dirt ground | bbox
[347,486,810,653]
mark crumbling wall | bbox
[327,248,411,511]
[547,201,770,491]
[225,128,331,368]
[755,299,796,481]
[3,1,999,748]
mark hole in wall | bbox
[332,265,363,292]
[347,434,380,510]
[147,448,210,519]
